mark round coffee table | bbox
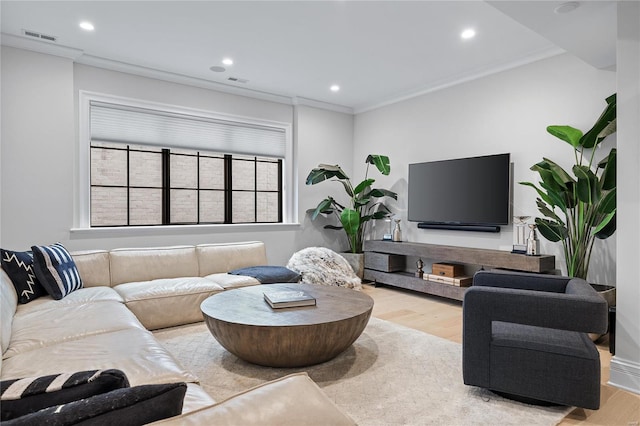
[200,283,374,367]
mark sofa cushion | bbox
[115,277,224,330]
[149,373,356,426]
[196,242,267,276]
[109,246,198,286]
[182,383,215,414]
[6,301,144,358]
[204,273,260,290]
[31,243,83,300]
[15,286,123,317]
[0,328,198,387]
[1,249,47,304]
[229,266,301,284]
[5,382,186,426]
[0,369,129,421]
[70,250,111,288]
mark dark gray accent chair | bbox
[463,270,608,409]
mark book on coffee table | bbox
[263,290,316,309]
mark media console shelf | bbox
[363,240,555,302]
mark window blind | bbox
[90,101,286,158]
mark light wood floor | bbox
[362,283,640,426]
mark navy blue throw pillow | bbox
[230,265,301,284]
[3,382,187,426]
[1,369,130,421]
[31,243,83,300]
[1,249,48,304]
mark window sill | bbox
[70,223,301,239]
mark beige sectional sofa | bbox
[0,241,355,425]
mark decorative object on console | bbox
[229,266,301,284]
[415,258,424,278]
[0,369,129,421]
[512,216,530,254]
[1,249,47,304]
[520,94,616,279]
[306,154,397,254]
[526,224,540,256]
[286,247,362,290]
[392,219,402,242]
[30,243,83,300]
[382,218,393,241]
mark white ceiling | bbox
[0,1,617,113]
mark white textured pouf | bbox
[286,247,362,290]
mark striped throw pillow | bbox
[1,369,129,421]
[31,243,83,300]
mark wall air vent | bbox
[22,29,57,42]
[227,77,249,84]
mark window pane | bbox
[232,191,255,223]
[200,190,225,223]
[91,146,127,186]
[232,159,255,190]
[170,154,198,189]
[91,187,127,226]
[256,160,279,191]
[170,189,197,223]
[129,188,162,225]
[130,151,162,187]
[257,192,279,222]
[199,157,224,190]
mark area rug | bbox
[154,318,572,425]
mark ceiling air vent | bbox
[22,29,57,42]
[228,77,249,84]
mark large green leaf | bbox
[580,93,616,149]
[595,212,616,239]
[366,155,391,175]
[536,199,563,224]
[309,197,336,220]
[535,218,567,242]
[340,209,360,238]
[520,182,561,209]
[547,125,583,148]
[598,148,616,191]
[305,164,349,185]
[597,188,616,215]
[573,165,599,204]
[541,158,575,186]
[365,188,398,200]
[354,178,374,195]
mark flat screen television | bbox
[407,153,511,232]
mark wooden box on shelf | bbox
[431,262,465,278]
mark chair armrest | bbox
[473,270,570,293]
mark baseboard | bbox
[608,357,640,394]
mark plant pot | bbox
[589,284,616,342]
[341,252,364,279]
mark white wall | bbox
[1,47,353,265]
[354,53,617,285]
[295,105,355,253]
[609,1,640,395]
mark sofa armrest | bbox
[149,373,356,426]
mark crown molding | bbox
[1,32,83,60]
[293,97,354,115]
[354,46,565,114]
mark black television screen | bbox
[408,153,511,229]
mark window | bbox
[80,92,292,228]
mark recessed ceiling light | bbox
[79,21,94,31]
[222,58,233,66]
[210,66,226,73]
[330,85,340,92]
[461,28,476,40]
[554,1,580,14]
